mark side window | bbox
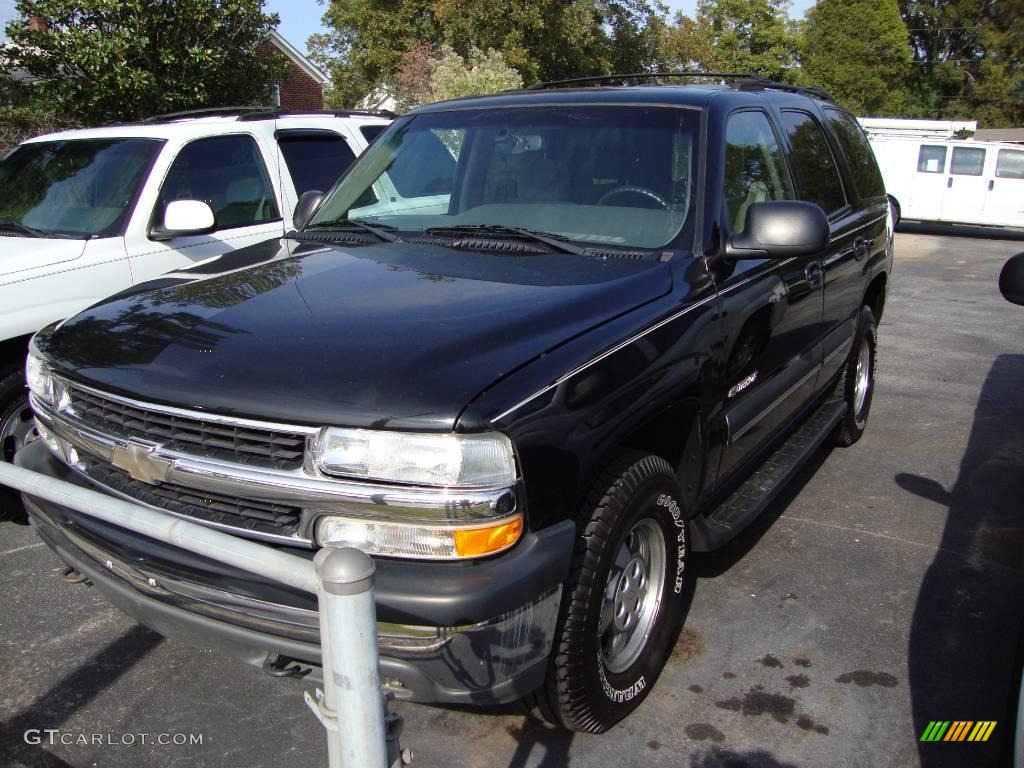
[723,110,795,233]
[917,145,947,173]
[386,129,460,198]
[278,131,357,197]
[780,110,846,215]
[158,135,279,231]
[950,146,985,176]
[824,109,886,199]
[360,125,387,144]
[996,149,1024,179]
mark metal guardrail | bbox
[0,460,409,768]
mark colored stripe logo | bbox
[920,721,996,742]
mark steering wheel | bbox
[596,185,670,210]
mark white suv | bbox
[0,107,391,515]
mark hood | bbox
[0,236,87,279]
[40,239,673,430]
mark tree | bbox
[660,0,797,81]
[799,0,911,115]
[899,0,1024,125]
[427,46,523,104]
[1,0,282,125]
[309,0,438,108]
[311,0,667,108]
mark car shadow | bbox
[897,221,1024,242]
[898,354,1024,766]
[688,745,800,767]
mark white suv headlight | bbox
[25,347,54,406]
[314,428,517,488]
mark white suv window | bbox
[158,134,279,231]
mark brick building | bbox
[261,30,330,111]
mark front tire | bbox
[535,451,690,732]
[834,305,877,447]
[0,364,35,522]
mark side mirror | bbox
[150,200,215,241]
[999,252,1024,306]
[726,201,830,260]
[293,190,324,231]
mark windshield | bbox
[0,138,162,238]
[310,105,701,250]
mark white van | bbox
[868,136,1024,228]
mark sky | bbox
[1,0,817,55]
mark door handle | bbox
[989,179,994,191]
[804,262,823,290]
[853,238,872,261]
[947,177,954,188]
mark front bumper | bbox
[16,441,573,704]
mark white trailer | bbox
[859,118,1024,228]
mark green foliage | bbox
[661,0,797,81]
[1,0,283,125]
[899,0,1024,126]
[799,0,911,115]
[314,0,666,107]
[427,46,523,104]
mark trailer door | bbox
[982,147,1024,227]
[940,145,987,224]
[908,144,948,221]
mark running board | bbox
[690,398,847,552]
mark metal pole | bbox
[310,547,388,768]
[0,461,316,593]
[0,461,403,767]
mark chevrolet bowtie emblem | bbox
[111,442,172,485]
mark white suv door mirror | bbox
[151,200,215,240]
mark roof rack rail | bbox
[527,71,834,102]
[141,106,396,125]
[734,76,833,102]
[236,108,396,121]
[527,71,756,89]
[142,106,271,123]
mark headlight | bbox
[315,513,523,560]
[25,347,54,406]
[315,428,517,488]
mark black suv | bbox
[15,76,892,733]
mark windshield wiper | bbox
[424,224,591,256]
[0,220,49,238]
[304,218,400,243]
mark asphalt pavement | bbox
[1,226,1023,768]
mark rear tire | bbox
[833,306,877,447]
[532,451,690,732]
[0,363,34,522]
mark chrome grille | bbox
[66,384,307,469]
[81,457,302,537]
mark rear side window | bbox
[824,109,886,199]
[950,146,985,176]
[278,131,357,197]
[723,110,795,233]
[158,135,279,230]
[780,110,846,214]
[997,149,1024,179]
[917,145,947,173]
[360,125,387,144]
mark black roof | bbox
[411,73,833,115]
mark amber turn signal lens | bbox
[454,516,524,557]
